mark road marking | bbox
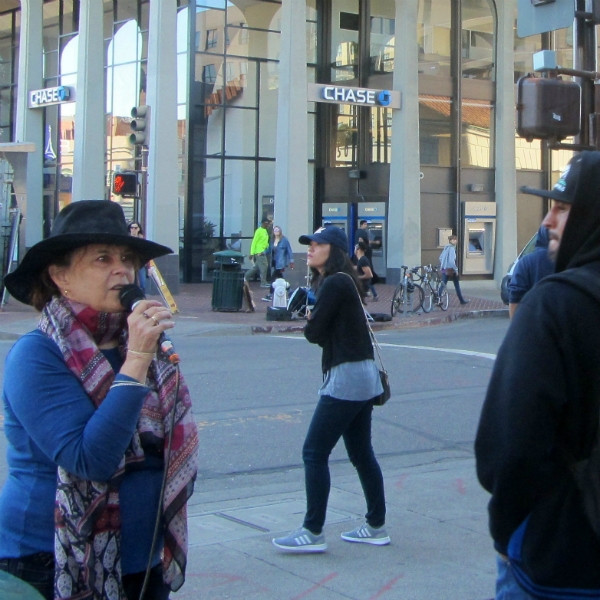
[276,336,496,361]
[378,343,496,361]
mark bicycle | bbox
[420,264,449,312]
[391,265,424,316]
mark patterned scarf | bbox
[38,296,198,600]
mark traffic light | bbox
[112,171,138,197]
[129,105,150,146]
[516,75,581,142]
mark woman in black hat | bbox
[0,201,198,599]
[272,226,389,553]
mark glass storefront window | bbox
[225,107,257,157]
[417,0,452,78]
[0,14,14,81]
[61,0,79,36]
[461,0,495,80]
[186,0,282,281]
[307,0,317,65]
[331,0,359,82]
[334,104,358,167]
[419,94,452,167]
[222,158,255,245]
[551,146,575,183]
[515,138,542,171]
[514,29,541,83]
[370,0,395,75]
[552,27,573,70]
[461,98,493,167]
[370,107,392,164]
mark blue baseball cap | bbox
[299,226,348,253]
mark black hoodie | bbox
[475,151,600,597]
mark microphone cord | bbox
[138,363,181,600]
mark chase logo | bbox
[29,85,72,108]
[377,90,391,106]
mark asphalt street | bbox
[0,317,511,599]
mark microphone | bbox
[119,284,180,364]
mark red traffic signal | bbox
[112,172,138,196]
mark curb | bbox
[0,309,508,340]
[250,308,508,335]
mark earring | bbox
[64,289,68,296]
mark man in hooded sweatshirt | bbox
[507,225,555,319]
[475,151,600,599]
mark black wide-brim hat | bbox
[4,200,172,305]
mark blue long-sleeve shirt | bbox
[0,330,163,574]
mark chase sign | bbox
[29,86,73,108]
[308,83,401,109]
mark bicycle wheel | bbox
[391,283,403,317]
[394,284,424,314]
[438,284,449,311]
[422,282,433,313]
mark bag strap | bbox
[339,272,387,372]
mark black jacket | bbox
[475,151,600,596]
[476,266,600,593]
[304,272,373,374]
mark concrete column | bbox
[387,0,421,284]
[15,0,44,247]
[493,0,518,285]
[274,0,309,262]
[146,0,180,291]
[72,0,106,201]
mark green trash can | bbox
[211,250,245,311]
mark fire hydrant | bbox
[272,278,289,308]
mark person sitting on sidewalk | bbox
[244,219,272,288]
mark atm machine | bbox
[357,201,386,277]
[322,203,353,254]
[322,203,349,233]
[462,201,496,275]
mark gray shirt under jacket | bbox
[319,359,383,401]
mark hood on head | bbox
[555,151,600,272]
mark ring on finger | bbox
[150,315,160,326]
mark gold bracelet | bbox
[127,349,155,358]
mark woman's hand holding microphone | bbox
[121,300,175,383]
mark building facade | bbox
[0,0,591,289]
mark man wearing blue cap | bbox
[476,152,600,599]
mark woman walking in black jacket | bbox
[272,226,389,553]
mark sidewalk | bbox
[0,280,507,339]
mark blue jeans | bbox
[496,555,536,600]
[0,552,54,600]
[441,272,466,303]
[302,395,386,534]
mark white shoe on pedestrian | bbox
[340,523,390,545]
